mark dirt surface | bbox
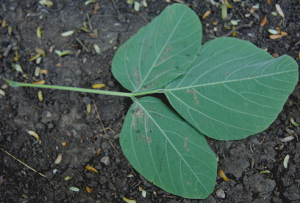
[1,0,300,202]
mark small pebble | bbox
[101,156,110,165]
[216,189,225,198]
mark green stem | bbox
[4,79,162,97]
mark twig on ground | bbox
[75,37,90,52]
[86,13,93,30]
[137,12,149,24]
[1,148,47,178]
[93,100,121,157]
[111,0,120,15]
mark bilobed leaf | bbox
[165,37,298,140]
[112,4,202,93]
[120,96,217,199]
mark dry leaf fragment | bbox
[15,64,23,73]
[36,57,42,64]
[35,48,46,56]
[260,170,271,174]
[86,104,91,115]
[37,27,42,38]
[269,35,283,39]
[260,16,267,26]
[1,20,6,27]
[64,176,71,181]
[34,67,41,76]
[39,0,53,7]
[28,54,41,61]
[69,187,79,192]
[86,166,98,173]
[86,186,92,193]
[55,50,72,57]
[122,196,136,203]
[249,8,254,14]
[28,131,40,140]
[32,80,45,85]
[61,30,75,37]
[97,148,101,156]
[281,136,294,142]
[94,44,101,54]
[134,1,140,11]
[268,29,278,34]
[92,84,105,89]
[14,51,19,61]
[275,4,284,18]
[280,31,288,36]
[267,0,271,5]
[38,90,43,101]
[85,0,95,5]
[283,154,290,169]
[218,170,229,181]
[0,89,5,96]
[224,0,233,8]
[8,26,12,36]
[221,3,228,19]
[290,118,299,126]
[55,154,62,164]
[202,10,211,19]
[39,69,48,74]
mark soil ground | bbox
[1,0,300,202]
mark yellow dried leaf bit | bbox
[32,80,46,85]
[86,165,98,173]
[64,176,71,181]
[37,27,42,38]
[38,90,43,101]
[202,10,211,19]
[86,186,92,193]
[61,30,75,37]
[29,54,41,62]
[218,169,229,181]
[92,84,105,89]
[86,104,91,115]
[122,196,136,203]
[35,48,46,56]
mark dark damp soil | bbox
[1,0,300,202]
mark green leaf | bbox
[165,37,298,140]
[120,96,217,199]
[112,4,202,93]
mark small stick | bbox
[1,148,47,178]
[249,142,253,153]
[260,137,265,144]
[75,37,90,52]
[86,13,93,30]
[93,100,121,157]
[137,12,149,24]
[111,0,120,16]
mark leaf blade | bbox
[165,37,298,140]
[120,96,217,199]
[112,4,202,93]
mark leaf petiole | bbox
[4,78,162,98]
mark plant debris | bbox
[219,170,229,181]
[86,166,98,173]
[283,155,290,169]
[27,131,40,141]
[69,187,80,192]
